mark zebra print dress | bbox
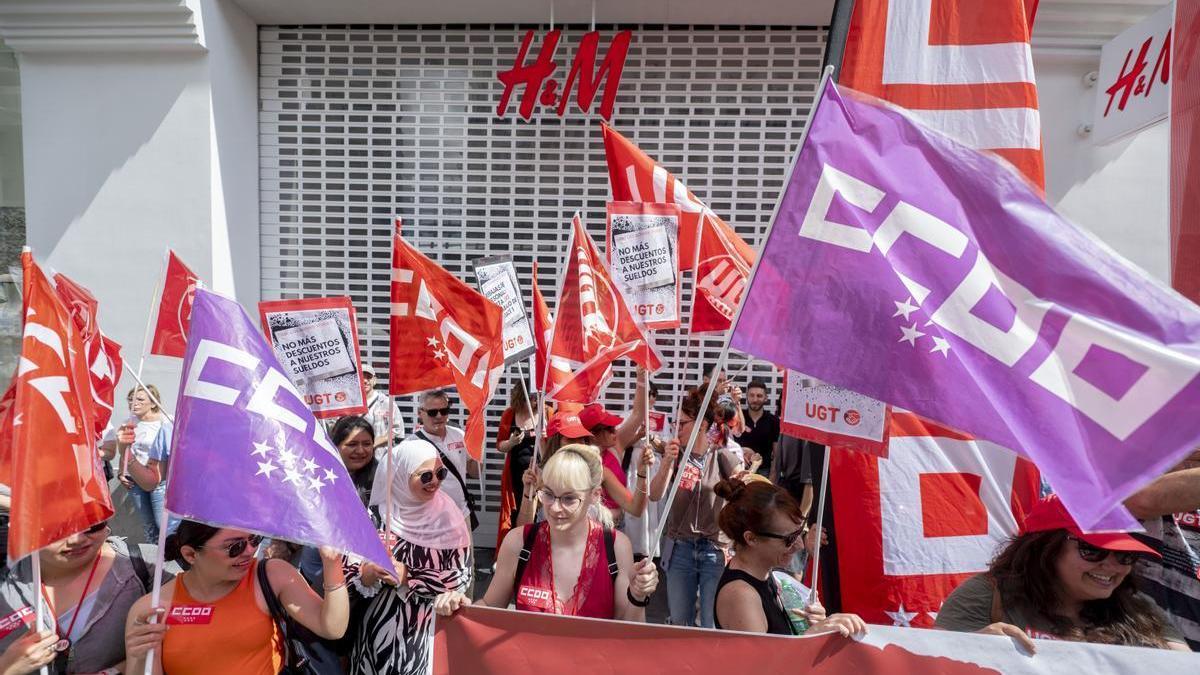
[350,538,471,675]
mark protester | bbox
[649,388,744,628]
[101,386,172,543]
[495,381,549,548]
[360,363,405,452]
[511,411,591,531]
[734,379,779,478]
[434,444,658,621]
[0,520,160,674]
[771,434,814,518]
[712,476,866,638]
[1124,448,1200,650]
[411,389,478,531]
[702,364,744,434]
[624,381,668,562]
[358,438,471,675]
[123,520,351,674]
[329,415,381,521]
[580,401,652,526]
[936,495,1188,652]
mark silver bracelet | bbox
[323,580,348,593]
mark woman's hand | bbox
[317,546,343,565]
[521,467,539,497]
[0,629,58,675]
[796,600,827,624]
[977,622,1037,654]
[359,562,398,588]
[638,445,654,470]
[805,525,827,555]
[116,423,135,446]
[809,613,868,638]
[433,591,471,617]
[125,608,168,660]
[629,558,658,603]
[661,439,680,465]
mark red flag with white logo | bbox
[839,0,1045,188]
[150,250,200,358]
[545,214,662,403]
[531,262,569,395]
[53,273,124,438]
[602,123,753,271]
[4,252,114,561]
[829,413,1040,627]
[690,213,756,334]
[388,220,504,461]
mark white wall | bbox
[1035,52,1170,282]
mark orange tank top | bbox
[161,560,283,675]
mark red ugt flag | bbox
[830,413,1040,628]
[389,220,505,461]
[545,215,661,403]
[840,0,1044,188]
[150,250,200,358]
[691,214,756,334]
[4,252,113,561]
[53,273,124,438]
[602,123,754,272]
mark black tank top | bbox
[714,567,797,636]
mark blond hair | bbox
[541,443,613,529]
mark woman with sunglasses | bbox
[102,385,172,544]
[0,520,160,674]
[123,520,350,674]
[936,495,1189,652]
[354,438,471,675]
[712,476,866,638]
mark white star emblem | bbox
[892,297,919,321]
[433,347,448,362]
[251,442,272,459]
[323,468,338,483]
[898,323,926,347]
[930,336,951,357]
[886,603,918,627]
[302,458,319,474]
[12,413,21,426]
[282,468,304,486]
[277,447,298,466]
[426,336,440,348]
[255,461,278,478]
[307,476,325,493]
[926,602,944,623]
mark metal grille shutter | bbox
[260,24,827,546]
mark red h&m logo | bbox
[496,30,632,121]
[1104,29,1172,118]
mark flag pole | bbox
[536,217,576,466]
[807,448,831,606]
[126,249,168,479]
[652,65,835,557]
[384,397,396,541]
[31,556,49,675]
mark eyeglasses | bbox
[536,489,583,511]
[423,407,451,418]
[1068,536,1139,566]
[204,535,264,559]
[414,467,449,485]
[82,521,109,536]
[753,527,806,548]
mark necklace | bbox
[40,553,103,653]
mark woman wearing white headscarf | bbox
[351,438,471,675]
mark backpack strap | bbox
[511,524,540,600]
[603,527,619,585]
[127,542,152,594]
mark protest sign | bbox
[606,202,681,330]
[473,257,536,363]
[258,296,366,419]
[781,370,890,457]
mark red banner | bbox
[433,606,1190,674]
[150,250,200,358]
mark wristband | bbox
[323,580,348,593]
[627,587,651,608]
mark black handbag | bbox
[256,559,323,675]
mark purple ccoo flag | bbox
[167,289,393,569]
[731,80,1200,531]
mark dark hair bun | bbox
[164,533,183,563]
[714,476,748,501]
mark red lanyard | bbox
[40,553,103,643]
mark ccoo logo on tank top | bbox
[166,605,215,625]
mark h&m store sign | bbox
[495,30,632,121]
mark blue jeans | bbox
[667,537,725,628]
[129,482,176,544]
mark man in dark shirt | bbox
[734,379,779,477]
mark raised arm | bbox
[267,549,350,640]
[616,368,648,450]
[1125,465,1200,519]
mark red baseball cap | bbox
[545,410,589,439]
[1021,495,1160,558]
[578,403,623,432]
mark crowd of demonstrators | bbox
[100,386,174,544]
[649,388,744,628]
[434,444,658,621]
[936,495,1188,652]
[359,364,405,454]
[410,390,479,533]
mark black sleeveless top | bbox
[714,567,797,636]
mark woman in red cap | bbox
[936,495,1189,652]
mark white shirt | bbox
[365,390,406,445]
[624,440,666,557]
[101,415,164,466]
[411,425,471,519]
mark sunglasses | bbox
[415,467,449,485]
[204,535,264,559]
[83,521,109,536]
[754,527,806,548]
[1068,536,1139,566]
[423,407,451,418]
